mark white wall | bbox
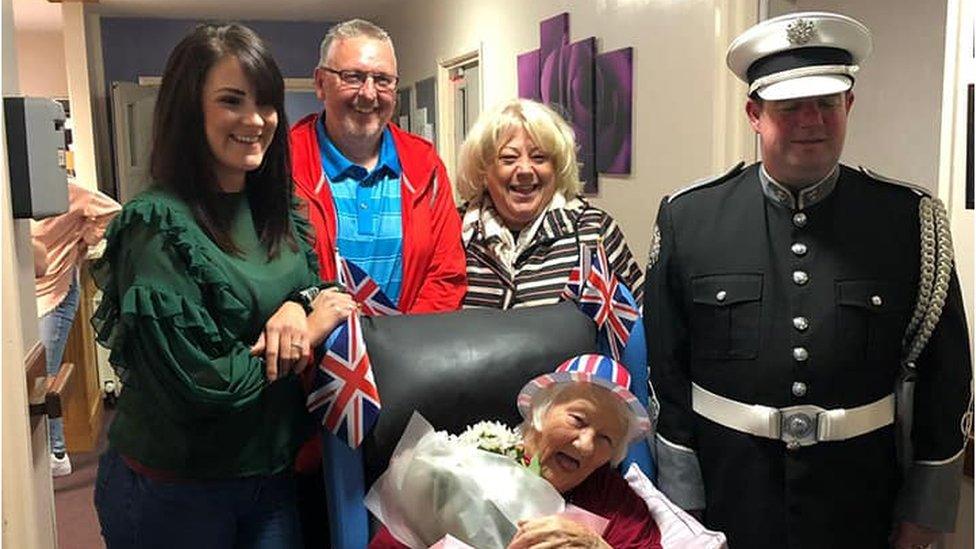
[376,0,757,266]
[770,0,948,191]
[62,3,102,193]
[2,0,58,545]
[14,28,69,98]
[937,1,974,547]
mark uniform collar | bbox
[317,113,402,183]
[759,164,839,210]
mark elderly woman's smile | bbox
[524,384,628,494]
[485,127,557,230]
[552,451,580,472]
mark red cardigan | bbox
[289,113,467,313]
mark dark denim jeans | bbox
[94,448,303,549]
[38,275,80,456]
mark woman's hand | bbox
[307,288,357,348]
[251,301,309,382]
[508,515,610,549]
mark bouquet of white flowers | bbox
[365,412,565,549]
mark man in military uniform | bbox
[644,12,972,549]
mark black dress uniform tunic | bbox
[644,162,971,548]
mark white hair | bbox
[520,383,633,466]
[317,18,394,68]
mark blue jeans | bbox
[38,275,81,456]
[94,448,303,549]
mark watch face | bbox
[299,287,321,304]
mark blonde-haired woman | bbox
[457,98,642,309]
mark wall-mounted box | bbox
[4,97,68,219]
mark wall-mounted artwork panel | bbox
[517,12,633,194]
[596,48,633,175]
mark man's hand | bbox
[890,521,939,549]
[251,301,309,382]
[507,515,610,549]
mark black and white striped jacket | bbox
[461,193,643,310]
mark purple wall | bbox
[101,18,332,85]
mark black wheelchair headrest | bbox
[360,301,597,485]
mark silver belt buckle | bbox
[778,405,825,450]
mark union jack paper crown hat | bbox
[517,354,651,442]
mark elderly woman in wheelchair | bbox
[370,354,663,548]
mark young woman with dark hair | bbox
[91,23,354,547]
[149,22,294,257]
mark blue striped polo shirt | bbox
[317,116,403,305]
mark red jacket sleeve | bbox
[407,158,467,314]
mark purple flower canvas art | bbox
[539,12,569,66]
[517,50,541,101]
[517,12,634,194]
[538,37,596,193]
[596,48,633,174]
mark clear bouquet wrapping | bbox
[365,412,566,549]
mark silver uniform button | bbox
[792,271,809,285]
[791,242,808,256]
[793,316,809,331]
[870,295,883,306]
[792,382,807,397]
[793,347,809,361]
[793,212,808,227]
[716,290,727,302]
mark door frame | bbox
[436,46,482,189]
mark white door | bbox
[452,62,480,153]
[111,82,157,203]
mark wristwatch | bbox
[286,282,343,314]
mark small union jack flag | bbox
[567,241,640,361]
[560,244,591,302]
[336,254,400,317]
[306,313,381,448]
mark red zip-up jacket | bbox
[289,113,467,313]
[290,114,467,473]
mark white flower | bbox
[453,421,524,460]
[367,413,562,549]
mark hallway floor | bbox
[52,411,110,549]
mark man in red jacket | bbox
[290,18,466,547]
[290,18,466,314]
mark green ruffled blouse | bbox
[91,189,321,478]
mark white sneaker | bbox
[51,453,72,477]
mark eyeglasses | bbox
[321,67,399,92]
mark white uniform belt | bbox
[691,383,895,448]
